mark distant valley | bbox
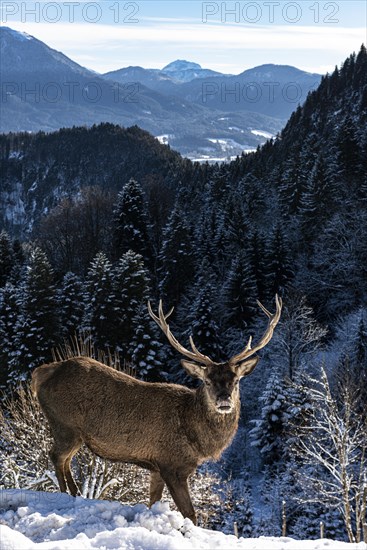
[0,26,321,160]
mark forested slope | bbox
[0,46,366,542]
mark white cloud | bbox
[6,20,365,74]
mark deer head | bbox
[148,295,282,414]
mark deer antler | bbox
[148,300,214,366]
[229,294,282,365]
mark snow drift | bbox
[0,490,365,550]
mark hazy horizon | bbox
[1,0,365,75]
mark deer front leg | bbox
[161,469,197,525]
[150,471,165,506]
[49,446,68,493]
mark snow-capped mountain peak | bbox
[162,59,202,72]
[160,59,223,82]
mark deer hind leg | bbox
[160,470,197,525]
[63,442,82,496]
[49,429,82,495]
[150,471,165,506]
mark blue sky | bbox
[1,1,366,74]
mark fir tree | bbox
[220,474,254,537]
[281,374,313,460]
[84,252,115,349]
[222,251,257,331]
[337,115,361,181]
[112,178,151,262]
[353,44,367,90]
[111,250,149,349]
[158,205,195,306]
[250,368,287,465]
[300,155,336,241]
[231,475,254,538]
[195,192,223,269]
[0,283,19,387]
[129,308,164,381]
[111,250,153,366]
[248,231,267,302]
[221,190,251,255]
[10,239,25,283]
[278,149,303,215]
[189,280,222,362]
[265,226,294,298]
[0,231,14,287]
[9,247,60,380]
[58,272,85,339]
[335,309,367,413]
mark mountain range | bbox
[0,26,322,160]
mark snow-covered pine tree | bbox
[299,154,339,242]
[9,239,25,284]
[221,190,251,255]
[110,250,162,379]
[248,230,268,303]
[158,205,195,306]
[0,231,14,287]
[0,283,19,387]
[58,272,85,339]
[218,474,254,537]
[265,226,294,299]
[334,308,367,414]
[8,247,60,382]
[337,114,361,182]
[112,178,151,262]
[189,279,222,362]
[84,252,115,349]
[195,192,223,269]
[129,309,164,381]
[278,146,303,216]
[292,501,345,541]
[230,474,254,538]
[311,210,367,318]
[249,367,287,465]
[111,250,149,351]
[222,251,257,331]
[281,372,313,460]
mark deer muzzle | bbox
[216,397,233,413]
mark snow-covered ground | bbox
[251,129,274,139]
[0,490,365,550]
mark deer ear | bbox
[181,360,207,380]
[234,357,260,379]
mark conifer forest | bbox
[1,46,367,542]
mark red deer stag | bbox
[32,295,282,524]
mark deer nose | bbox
[217,392,231,402]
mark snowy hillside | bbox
[0,490,365,550]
